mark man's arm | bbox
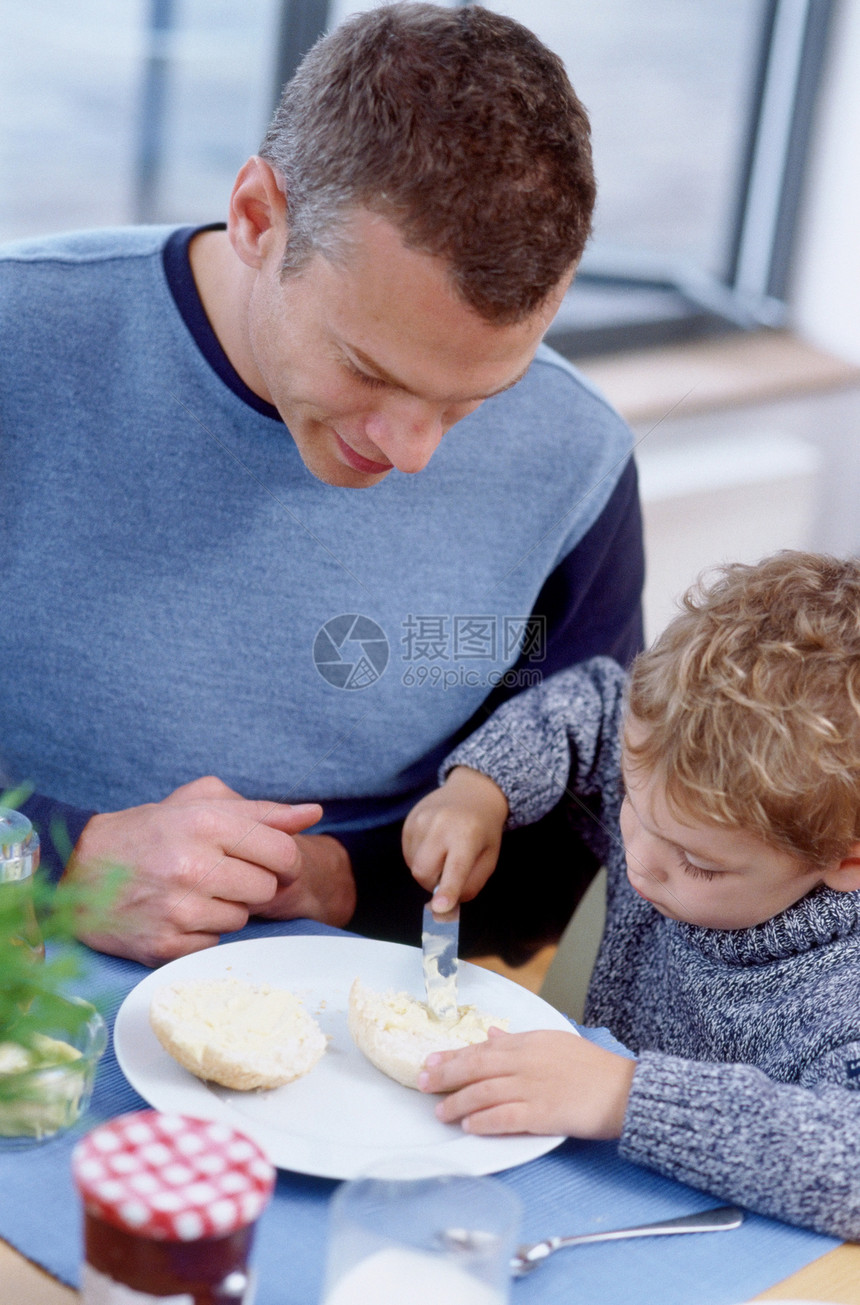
[534,453,645,672]
[252,827,356,928]
[19,792,96,883]
[490,455,644,701]
[49,776,354,966]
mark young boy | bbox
[405,551,860,1240]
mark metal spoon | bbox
[441,1204,744,1277]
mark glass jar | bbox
[0,807,44,961]
[72,1110,276,1304]
[0,995,106,1145]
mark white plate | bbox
[114,935,575,1179]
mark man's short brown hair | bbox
[259,2,595,323]
[627,552,860,867]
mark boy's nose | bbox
[624,832,668,885]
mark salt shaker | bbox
[72,1110,275,1304]
[0,807,44,961]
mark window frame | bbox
[217,0,838,356]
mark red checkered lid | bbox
[72,1111,275,1241]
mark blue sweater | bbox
[445,659,860,1239]
[0,227,643,881]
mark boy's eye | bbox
[349,364,388,390]
[678,853,717,882]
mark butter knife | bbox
[421,898,460,1022]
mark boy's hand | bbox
[418,1028,636,1140]
[402,767,509,913]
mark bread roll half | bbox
[150,977,326,1091]
[348,977,505,1089]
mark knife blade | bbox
[421,898,460,1023]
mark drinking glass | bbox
[320,1160,522,1304]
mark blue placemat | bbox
[0,920,838,1304]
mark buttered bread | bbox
[348,977,505,1089]
[150,977,327,1090]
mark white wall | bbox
[791,0,860,363]
[638,431,820,639]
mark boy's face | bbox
[620,722,822,930]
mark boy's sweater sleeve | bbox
[440,657,627,836]
[621,1048,860,1240]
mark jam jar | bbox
[72,1110,275,1304]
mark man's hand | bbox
[402,766,509,913]
[253,831,356,929]
[418,1027,636,1140]
[62,775,342,966]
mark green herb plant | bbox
[0,870,125,1050]
[0,795,127,1131]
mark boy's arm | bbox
[420,1028,636,1139]
[403,658,626,909]
[402,767,509,913]
[442,657,627,841]
[421,1032,860,1240]
[620,1049,860,1241]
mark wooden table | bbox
[4,1235,858,1303]
[6,939,856,1302]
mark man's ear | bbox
[821,843,860,894]
[227,155,287,270]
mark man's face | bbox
[244,209,568,487]
[619,722,823,930]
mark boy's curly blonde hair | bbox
[627,551,860,867]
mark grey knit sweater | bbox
[444,658,860,1240]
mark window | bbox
[2,0,834,357]
[471,0,836,354]
[330,0,836,355]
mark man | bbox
[0,3,643,966]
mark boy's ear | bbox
[821,843,860,893]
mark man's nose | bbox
[363,396,461,474]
